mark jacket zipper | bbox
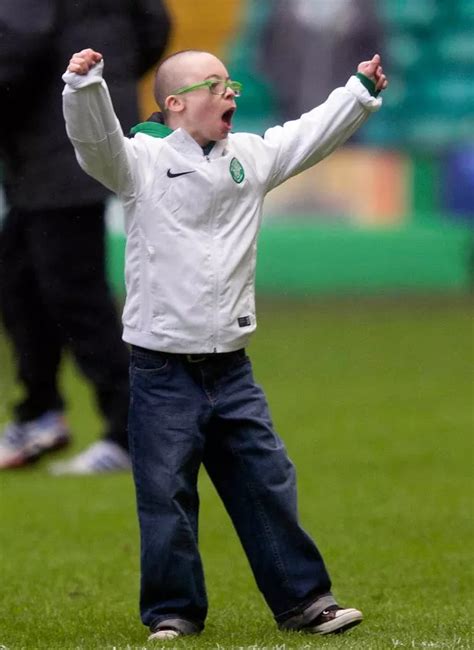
[206,154,219,352]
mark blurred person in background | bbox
[259,0,383,122]
[0,0,171,473]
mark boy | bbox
[63,48,387,641]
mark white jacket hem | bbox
[123,327,252,354]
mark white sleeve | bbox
[62,61,137,198]
[260,75,383,193]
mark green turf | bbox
[0,297,473,650]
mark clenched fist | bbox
[357,54,388,92]
[67,48,103,75]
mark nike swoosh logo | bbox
[167,169,196,178]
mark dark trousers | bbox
[0,204,129,449]
[128,346,332,631]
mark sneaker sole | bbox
[148,630,180,641]
[310,609,363,635]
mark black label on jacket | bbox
[238,316,251,328]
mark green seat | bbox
[405,114,467,151]
[225,0,277,134]
[386,33,424,70]
[456,0,474,23]
[231,73,277,134]
[361,113,403,148]
[381,0,438,27]
[382,74,407,111]
[437,31,474,65]
[418,76,474,116]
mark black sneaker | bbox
[305,605,363,635]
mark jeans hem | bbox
[150,616,204,635]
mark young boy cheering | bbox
[63,48,387,641]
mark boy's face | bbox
[169,53,238,146]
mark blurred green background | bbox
[106,0,474,298]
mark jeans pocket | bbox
[131,347,169,373]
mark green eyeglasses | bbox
[173,79,243,97]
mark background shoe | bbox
[49,440,131,475]
[0,411,70,469]
[306,605,363,635]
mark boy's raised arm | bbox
[62,49,136,197]
[260,54,388,192]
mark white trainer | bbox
[306,605,363,635]
[148,629,181,641]
[49,440,131,475]
[0,411,70,469]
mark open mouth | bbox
[221,107,235,129]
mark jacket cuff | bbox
[346,75,383,112]
[356,72,380,97]
[62,59,104,90]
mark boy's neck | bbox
[202,141,215,156]
[139,113,215,152]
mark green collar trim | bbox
[130,121,174,138]
[130,121,215,155]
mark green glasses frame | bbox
[173,79,243,97]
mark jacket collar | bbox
[130,112,228,159]
[130,112,172,138]
[129,121,173,138]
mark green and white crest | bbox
[229,157,245,184]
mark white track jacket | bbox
[62,62,382,353]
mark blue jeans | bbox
[128,346,334,633]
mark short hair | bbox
[154,49,208,112]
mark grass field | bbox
[0,297,472,650]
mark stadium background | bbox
[103,0,474,297]
[0,1,473,649]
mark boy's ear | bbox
[165,95,185,114]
